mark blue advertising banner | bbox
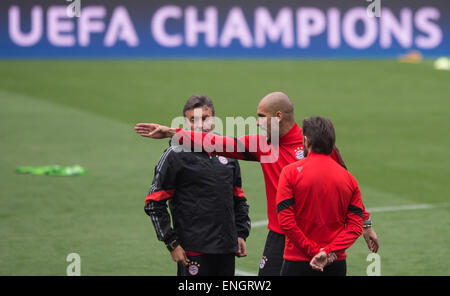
[0,0,449,58]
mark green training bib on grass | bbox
[16,165,88,176]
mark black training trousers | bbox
[177,253,235,276]
[281,259,347,276]
[258,230,286,276]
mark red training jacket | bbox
[174,123,370,235]
[276,152,365,261]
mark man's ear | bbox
[304,136,310,148]
[204,116,215,132]
[275,111,283,122]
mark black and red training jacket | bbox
[144,145,251,254]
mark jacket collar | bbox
[307,151,332,158]
[280,122,303,145]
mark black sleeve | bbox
[144,147,179,245]
[232,160,251,239]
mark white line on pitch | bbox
[250,202,450,229]
[235,269,258,276]
[251,219,269,228]
[236,201,450,276]
[365,202,449,213]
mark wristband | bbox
[320,247,331,256]
[363,218,373,228]
[166,239,180,252]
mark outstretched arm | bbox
[135,123,176,139]
[135,123,261,161]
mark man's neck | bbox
[279,121,296,137]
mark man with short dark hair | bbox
[182,94,215,119]
[276,116,365,276]
[144,94,250,276]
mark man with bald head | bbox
[135,91,379,276]
[256,91,295,141]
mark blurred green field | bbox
[0,60,449,275]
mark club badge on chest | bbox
[294,147,304,160]
[218,156,228,165]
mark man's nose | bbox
[194,121,203,130]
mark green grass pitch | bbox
[0,60,449,275]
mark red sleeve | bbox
[174,129,261,161]
[322,175,364,255]
[276,167,321,258]
[331,146,370,220]
[362,208,370,221]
